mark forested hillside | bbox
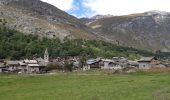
[0,26,154,60]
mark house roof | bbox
[138,57,156,62]
[24,60,38,64]
[19,62,27,66]
[87,60,96,65]
[87,59,101,65]
[6,61,19,65]
[128,61,139,66]
[28,64,40,67]
[102,59,114,63]
[29,60,38,63]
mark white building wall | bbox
[27,67,39,73]
[83,65,90,71]
[101,62,109,69]
[139,62,151,69]
[101,62,122,70]
[113,65,122,70]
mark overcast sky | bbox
[41,0,170,18]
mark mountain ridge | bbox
[81,11,170,52]
[1,0,170,52]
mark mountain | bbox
[1,0,170,52]
[81,11,170,52]
[0,0,96,40]
[80,15,114,25]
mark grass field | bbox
[0,72,170,100]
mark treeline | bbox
[0,26,153,60]
[155,52,170,59]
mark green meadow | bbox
[0,72,170,100]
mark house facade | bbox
[6,61,20,72]
[0,63,5,72]
[87,59,103,69]
[138,57,159,69]
[101,59,122,70]
[127,61,139,68]
[27,64,40,73]
[23,60,40,73]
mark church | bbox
[37,48,49,66]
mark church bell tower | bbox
[44,48,49,63]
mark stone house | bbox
[23,60,40,73]
[127,61,139,68]
[73,60,80,70]
[0,63,5,72]
[87,59,103,69]
[82,65,90,71]
[18,59,47,74]
[27,64,40,73]
[6,61,20,72]
[19,62,27,73]
[101,59,122,70]
[112,57,129,68]
[3,60,44,73]
[138,57,159,69]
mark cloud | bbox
[40,0,170,18]
[66,0,96,18]
[83,0,170,16]
[41,0,74,11]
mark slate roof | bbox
[102,59,114,63]
[138,57,156,62]
[19,62,27,66]
[28,64,40,67]
[87,59,101,65]
[128,61,139,66]
[6,61,19,65]
[24,60,38,64]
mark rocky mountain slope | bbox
[0,0,96,40]
[81,11,170,52]
[1,0,170,52]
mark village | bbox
[0,48,170,74]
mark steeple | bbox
[44,48,49,63]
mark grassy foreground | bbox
[0,72,170,100]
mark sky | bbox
[41,0,170,18]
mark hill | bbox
[81,11,170,52]
[0,0,96,40]
[0,26,152,60]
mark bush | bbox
[47,63,63,70]
[63,61,73,72]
